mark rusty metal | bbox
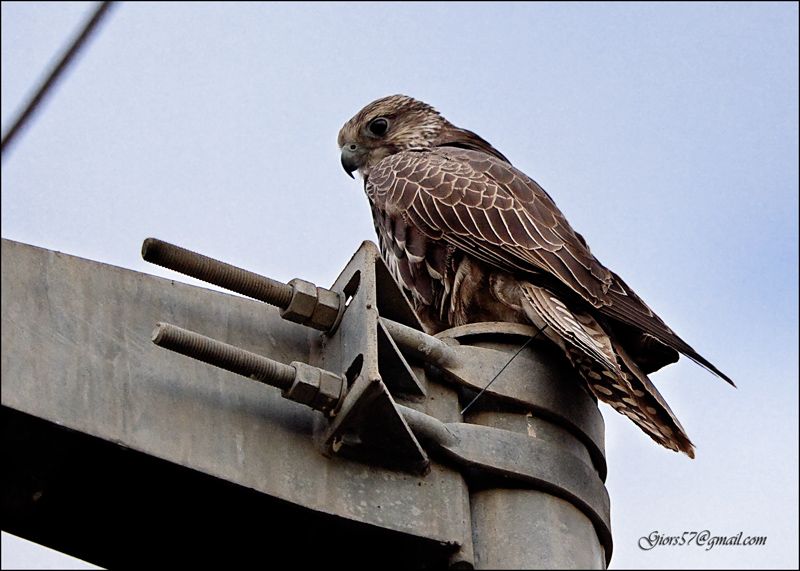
[151,321,342,414]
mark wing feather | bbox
[366,147,733,385]
[485,207,514,244]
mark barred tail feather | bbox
[518,281,695,457]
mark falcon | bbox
[338,95,733,457]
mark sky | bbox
[1,2,798,569]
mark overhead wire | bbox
[1,1,116,160]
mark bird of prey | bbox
[338,94,733,457]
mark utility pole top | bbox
[2,237,611,568]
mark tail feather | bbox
[518,281,695,457]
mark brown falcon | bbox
[338,94,733,458]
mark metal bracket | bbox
[397,404,611,554]
[143,238,431,474]
[380,318,607,481]
[307,242,429,473]
[142,237,612,562]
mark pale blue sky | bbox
[2,2,798,569]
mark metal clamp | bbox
[397,405,611,556]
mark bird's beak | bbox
[340,144,363,179]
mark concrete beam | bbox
[1,238,467,567]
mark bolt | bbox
[142,238,293,308]
[142,238,344,332]
[151,322,343,413]
[152,322,295,390]
[379,317,456,366]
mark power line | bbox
[1,1,116,159]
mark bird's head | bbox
[338,95,510,180]
[338,95,447,179]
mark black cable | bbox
[1,1,116,159]
[460,329,543,415]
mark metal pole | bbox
[436,324,611,569]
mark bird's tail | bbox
[518,281,695,458]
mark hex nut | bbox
[307,287,343,332]
[285,362,343,414]
[281,279,318,324]
[311,369,343,414]
[284,361,321,406]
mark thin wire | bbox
[1,1,116,159]
[460,329,544,415]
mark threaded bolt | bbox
[152,322,295,390]
[142,238,293,308]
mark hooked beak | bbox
[340,144,364,179]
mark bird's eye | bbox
[368,117,389,137]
